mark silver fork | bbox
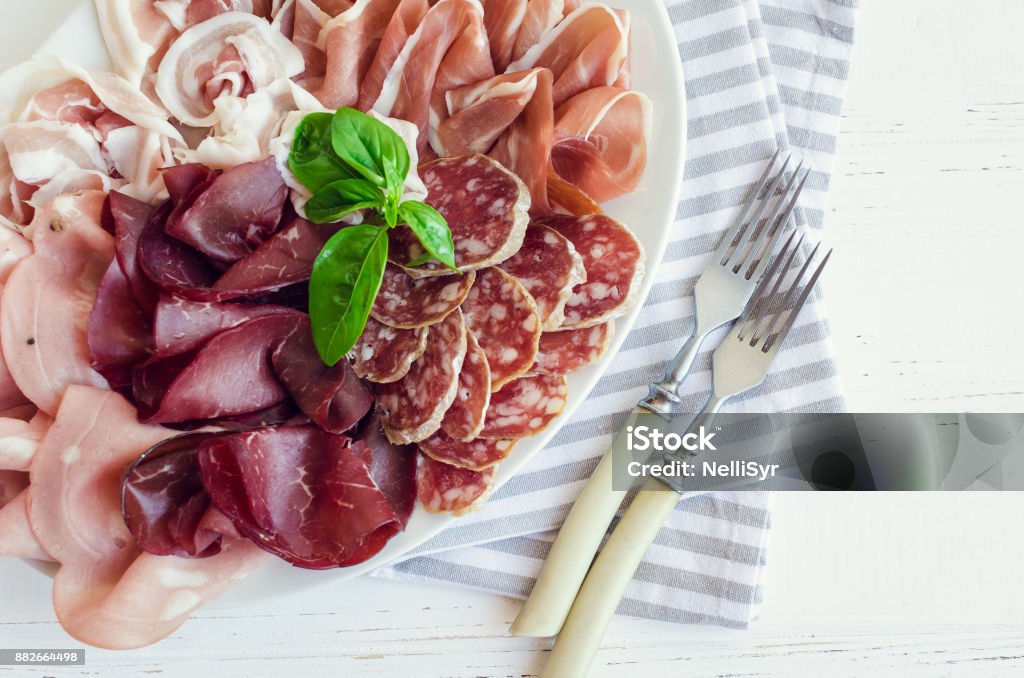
[641,150,810,416]
[540,235,833,678]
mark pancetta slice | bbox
[94,0,178,87]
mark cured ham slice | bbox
[545,213,645,329]
[0,412,50,472]
[94,0,178,87]
[481,0,528,72]
[357,0,428,109]
[28,385,270,649]
[551,87,651,203]
[420,432,514,471]
[500,224,584,330]
[440,330,490,441]
[512,0,565,63]
[416,454,495,514]
[350,317,428,383]
[1,191,113,415]
[479,373,567,439]
[376,310,467,445]
[392,154,529,277]
[155,12,304,127]
[461,267,541,392]
[532,322,613,375]
[371,265,475,329]
[507,3,628,106]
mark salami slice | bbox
[419,432,515,472]
[371,264,475,329]
[416,453,496,514]
[351,318,428,384]
[461,267,541,392]
[500,225,585,330]
[440,330,491,441]
[545,214,646,329]
[391,154,530,278]
[479,374,568,440]
[376,310,467,445]
[532,323,614,375]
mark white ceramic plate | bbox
[31,0,687,603]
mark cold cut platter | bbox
[0,0,685,647]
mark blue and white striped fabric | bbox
[373,0,859,628]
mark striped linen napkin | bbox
[373,0,858,628]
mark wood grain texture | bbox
[3,1,1024,676]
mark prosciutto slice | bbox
[315,0,404,108]
[481,0,563,71]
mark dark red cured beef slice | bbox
[440,330,490,441]
[271,319,372,435]
[416,454,496,514]
[198,426,404,569]
[376,309,467,445]
[137,201,228,301]
[122,432,225,559]
[350,317,428,384]
[359,415,418,526]
[370,264,475,329]
[500,224,585,331]
[88,258,154,394]
[212,217,336,293]
[136,313,302,425]
[153,295,294,359]
[161,164,218,204]
[479,373,568,440]
[460,267,541,392]
[419,432,515,472]
[390,154,529,277]
[107,191,159,312]
[166,157,288,263]
[531,323,614,376]
[544,214,646,329]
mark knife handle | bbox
[510,411,643,637]
[541,479,679,678]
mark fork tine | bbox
[761,246,832,354]
[714,149,784,262]
[741,232,805,343]
[735,230,801,341]
[742,166,809,278]
[723,155,792,267]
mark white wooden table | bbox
[3,1,1024,676]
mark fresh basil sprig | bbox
[289,108,459,365]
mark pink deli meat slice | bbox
[390,154,529,278]
[350,317,428,383]
[545,214,645,329]
[416,453,496,514]
[500,224,585,331]
[460,267,541,392]
[0,411,52,472]
[419,432,515,472]
[376,309,467,444]
[532,322,613,375]
[27,385,271,649]
[0,487,53,560]
[479,373,568,439]
[370,264,475,328]
[440,329,490,441]
[1,191,113,415]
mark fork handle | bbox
[639,328,709,415]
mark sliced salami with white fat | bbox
[371,264,475,329]
[440,330,491,441]
[416,453,496,514]
[545,214,646,329]
[500,225,585,330]
[532,323,614,375]
[391,154,529,278]
[350,317,428,384]
[460,267,541,392]
[419,433,516,472]
[376,310,467,444]
[479,373,568,440]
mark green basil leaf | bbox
[398,201,457,270]
[305,178,386,224]
[330,108,410,189]
[309,224,389,365]
[288,112,357,193]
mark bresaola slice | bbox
[88,257,154,393]
[376,309,467,444]
[440,330,491,441]
[153,296,294,358]
[416,454,495,514]
[461,267,541,392]
[480,373,568,439]
[500,224,585,330]
[350,317,429,384]
[419,432,514,471]
[371,264,475,329]
[532,323,614,375]
[390,154,529,277]
[211,216,335,293]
